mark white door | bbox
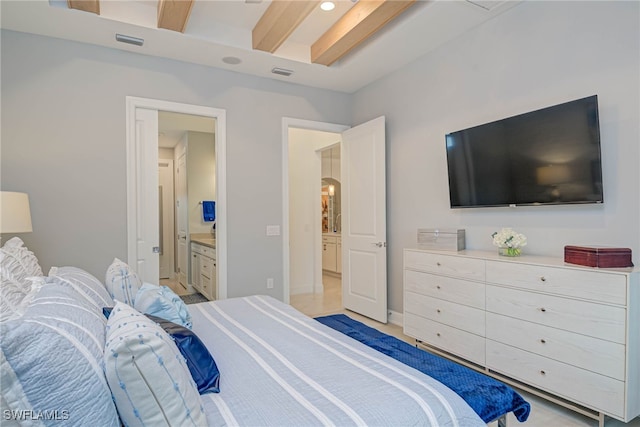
[341,116,387,323]
[176,153,188,288]
[159,160,175,279]
[132,108,160,284]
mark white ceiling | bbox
[158,111,216,148]
[0,0,522,93]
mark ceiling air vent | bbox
[271,67,294,77]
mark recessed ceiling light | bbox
[222,56,242,65]
[320,1,335,11]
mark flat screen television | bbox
[445,95,603,208]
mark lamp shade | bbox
[0,192,33,233]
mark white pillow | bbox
[104,302,207,427]
[0,282,119,427]
[104,258,141,305]
[48,266,114,309]
[0,237,43,289]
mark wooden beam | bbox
[311,0,416,66]
[158,0,195,33]
[253,0,320,53]
[67,0,100,15]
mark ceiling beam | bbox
[253,0,320,53]
[157,0,195,33]
[311,0,416,66]
[67,0,100,15]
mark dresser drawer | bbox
[404,313,485,365]
[404,269,485,309]
[404,250,485,282]
[486,313,625,380]
[487,341,624,417]
[486,285,626,343]
[486,260,626,305]
[405,292,485,336]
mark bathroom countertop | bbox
[190,233,216,249]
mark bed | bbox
[0,240,512,427]
[189,295,486,426]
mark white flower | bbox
[491,228,527,248]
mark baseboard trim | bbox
[290,283,314,295]
[387,309,403,327]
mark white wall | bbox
[352,1,640,313]
[0,30,353,299]
[158,148,174,160]
[288,128,340,294]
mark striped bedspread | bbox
[190,295,485,426]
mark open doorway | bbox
[126,97,228,301]
[157,112,216,298]
[284,116,388,323]
[283,119,348,314]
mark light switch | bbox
[266,225,280,236]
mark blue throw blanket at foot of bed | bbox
[316,314,530,423]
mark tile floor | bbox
[290,274,640,427]
[160,277,191,296]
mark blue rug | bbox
[316,314,530,423]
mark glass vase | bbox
[498,247,522,257]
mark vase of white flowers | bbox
[492,228,527,257]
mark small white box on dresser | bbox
[417,228,465,251]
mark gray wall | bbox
[3,1,639,314]
[352,1,640,312]
[0,30,352,298]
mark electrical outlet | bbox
[266,278,274,289]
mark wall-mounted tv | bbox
[445,95,603,208]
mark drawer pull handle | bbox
[436,262,441,267]
[540,276,547,282]
[436,309,441,313]
[436,333,441,337]
[540,307,546,312]
[436,285,441,290]
[540,339,546,344]
[540,370,546,376]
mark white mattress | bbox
[190,295,484,426]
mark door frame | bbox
[126,97,228,299]
[158,158,175,279]
[282,117,349,304]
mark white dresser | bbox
[403,248,639,425]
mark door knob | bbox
[372,242,386,248]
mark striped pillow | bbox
[105,258,141,305]
[0,283,119,427]
[48,266,113,309]
[104,302,207,427]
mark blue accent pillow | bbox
[147,314,220,394]
[103,307,220,394]
[134,282,192,329]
